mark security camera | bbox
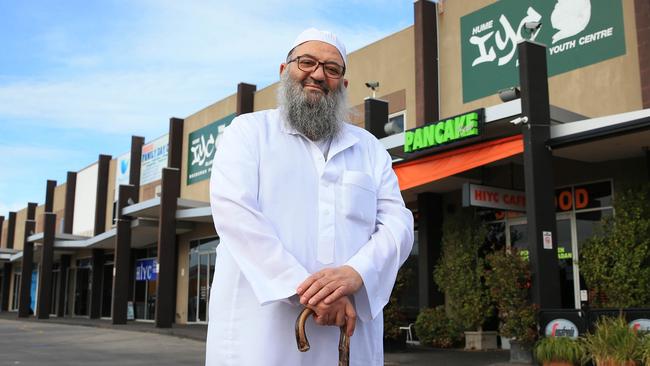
[524,21,541,31]
[365,81,379,90]
[498,87,520,102]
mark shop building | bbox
[1,0,649,328]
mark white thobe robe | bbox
[206,109,414,366]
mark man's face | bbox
[280,40,347,102]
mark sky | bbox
[0,0,414,218]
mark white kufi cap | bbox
[290,28,347,65]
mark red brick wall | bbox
[637,0,650,108]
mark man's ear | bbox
[279,63,287,76]
[343,79,349,88]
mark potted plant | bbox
[534,336,585,366]
[434,209,495,350]
[484,247,537,362]
[642,335,650,366]
[579,184,650,309]
[583,316,644,366]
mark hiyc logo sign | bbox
[460,0,626,102]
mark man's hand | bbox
[297,265,363,306]
[308,296,357,337]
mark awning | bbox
[394,135,524,191]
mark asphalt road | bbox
[0,319,205,366]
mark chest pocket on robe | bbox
[338,171,377,232]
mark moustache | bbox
[301,78,329,95]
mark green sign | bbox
[461,0,626,103]
[187,114,235,185]
[404,109,484,153]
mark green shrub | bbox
[414,306,463,348]
[434,209,492,331]
[579,184,650,308]
[484,248,537,343]
[642,335,650,366]
[583,316,644,364]
[534,336,585,364]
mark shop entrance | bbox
[188,237,218,323]
[134,257,157,321]
[506,213,579,308]
[11,271,21,311]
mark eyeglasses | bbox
[287,55,346,79]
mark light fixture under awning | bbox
[393,134,524,191]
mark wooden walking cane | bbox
[295,307,350,366]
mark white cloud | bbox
[0,1,406,138]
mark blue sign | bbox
[135,258,158,281]
[30,270,38,312]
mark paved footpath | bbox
[0,319,205,366]
[0,317,515,365]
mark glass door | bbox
[505,214,580,309]
[188,250,216,323]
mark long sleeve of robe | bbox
[205,109,414,366]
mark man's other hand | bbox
[308,296,357,337]
[297,265,363,306]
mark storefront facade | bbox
[1,0,649,328]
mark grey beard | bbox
[278,71,348,141]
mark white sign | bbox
[629,319,650,333]
[545,318,579,339]
[543,231,553,249]
[114,152,130,200]
[140,135,169,185]
[462,183,526,211]
[73,163,98,237]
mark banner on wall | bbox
[460,0,626,102]
[187,114,236,185]
[140,135,169,185]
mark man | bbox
[206,28,413,366]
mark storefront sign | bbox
[187,114,236,185]
[466,181,611,213]
[114,152,130,200]
[135,258,158,281]
[461,0,626,102]
[463,183,526,212]
[404,110,484,153]
[545,318,579,339]
[140,135,169,185]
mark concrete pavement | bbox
[0,314,517,365]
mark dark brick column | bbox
[417,193,444,309]
[63,172,77,234]
[518,41,561,308]
[6,212,16,249]
[18,203,37,318]
[112,184,138,324]
[36,212,56,319]
[45,180,56,213]
[0,216,4,247]
[236,83,257,115]
[636,0,650,108]
[129,137,144,203]
[364,98,389,139]
[155,168,180,328]
[168,118,184,170]
[414,0,439,126]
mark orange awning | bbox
[394,135,524,191]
